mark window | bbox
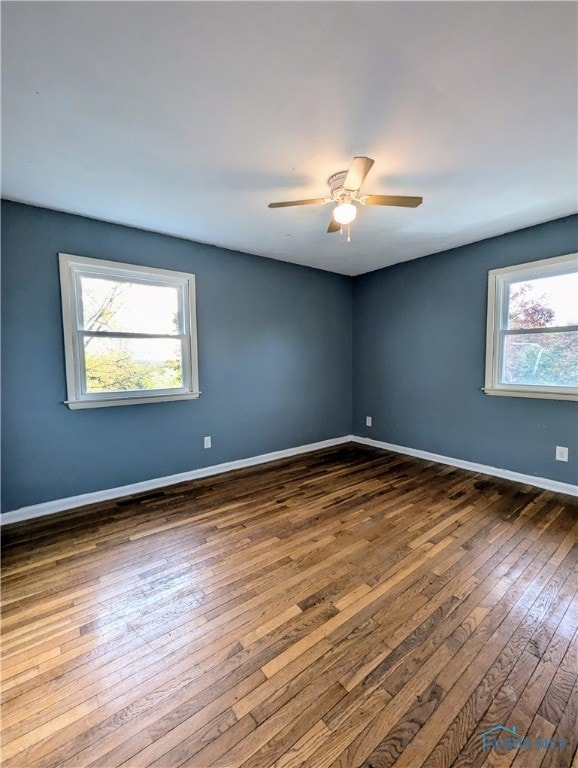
[484,253,578,401]
[59,253,200,409]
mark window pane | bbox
[507,273,578,330]
[80,277,180,334]
[502,331,578,387]
[84,337,183,393]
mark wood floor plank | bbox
[387,531,577,768]
[2,444,576,768]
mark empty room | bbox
[1,2,577,767]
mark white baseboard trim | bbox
[352,436,578,497]
[1,436,354,526]
[4,433,575,526]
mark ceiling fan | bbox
[268,157,422,237]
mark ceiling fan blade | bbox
[327,218,341,233]
[343,157,374,192]
[268,198,328,208]
[361,194,423,208]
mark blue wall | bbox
[353,215,578,485]
[1,201,353,512]
[2,203,576,512]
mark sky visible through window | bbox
[81,276,181,360]
[81,277,179,333]
[508,273,578,328]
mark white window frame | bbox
[484,252,578,401]
[59,253,200,409]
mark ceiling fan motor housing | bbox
[327,171,352,202]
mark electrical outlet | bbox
[555,446,568,462]
[366,416,372,427]
[204,436,212,449]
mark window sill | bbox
[65,392,201,409]
[482,388,578,402]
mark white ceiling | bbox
[2,2,577,276]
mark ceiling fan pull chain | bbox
[347,223,351,243]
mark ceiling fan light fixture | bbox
[333,202,357,225]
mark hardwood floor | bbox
[1,444,577,768]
